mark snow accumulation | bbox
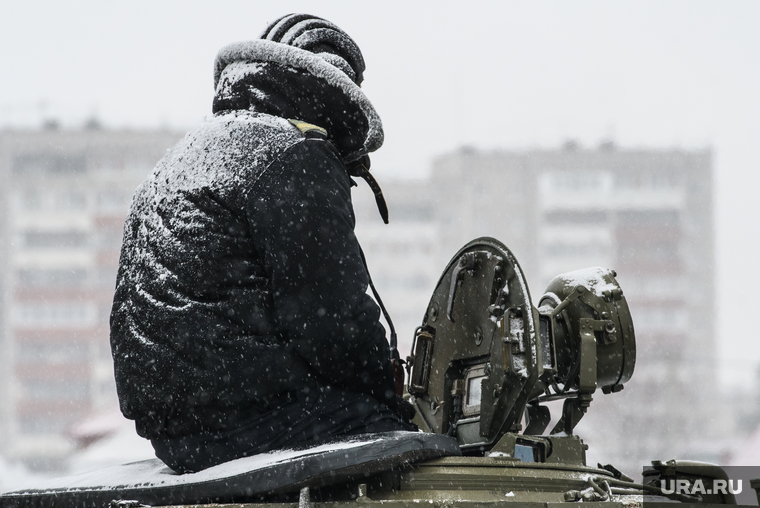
[558,267,617,298]
[0,456,51,494]
[125,110,302,313]
[510,262,536,342]
[213,40,383,160]
[67,419,155,476]
[17,436,383,492]
[144,111,297,201]
[512,355,528,378]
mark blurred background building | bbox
[0,125,754,480]
[358,142,720,474]
[0,126,182,471]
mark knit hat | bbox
[212,13,383,162]
[259,14,365,85]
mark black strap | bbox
[352,163,389,224]
[358,246,397,355]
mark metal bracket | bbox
[550,285,585,318]
[578,318,599,393]
[551,393,593,435]
[447,252,477,322]
[409,329,434,394]
[524,401,551,435]
[501,307,528,376]
[551,285,619,345]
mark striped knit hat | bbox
[259,14,365,85]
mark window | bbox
[623,276,685,298]
[18,413,81,435]
[617,210,680,226]
[13,190,43,210]
[544,210,608,225]
[375,274,431,291]
[94,229,125,249]
[56,191,87,210]
[13,302,97,327]
[96,267,118,288]
[392,203,434,222]
[13,190,88,211]
[544,242,608,258]
[617,241,680,263]
[97,190,132,213]
[125,157,153,176]
[13,153,86,175]
[16,268,88,288]
[21,230,89,249]
[542,170,611,192]
[633,307,687,331]
[21,378,90,402]
[614,170,680,190]
[17,340,88,365]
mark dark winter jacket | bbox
[110,40,395,439]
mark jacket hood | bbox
[213,40,383,162]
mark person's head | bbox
[213,14,383,162]
[259,14,365,86]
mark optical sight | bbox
[408,237,636,452]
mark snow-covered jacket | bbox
[110,41,395,439]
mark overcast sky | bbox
[2,1,759,389]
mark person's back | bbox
[110,14,414,473]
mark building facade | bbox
[0,127,183,470]
[0,131,715,473]
[357,144,715,472]
[354,180,439,356]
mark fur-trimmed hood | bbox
[213,40,383,163]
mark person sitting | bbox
[109,13,415,474]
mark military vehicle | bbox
[2,237,758,507]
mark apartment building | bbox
[359,143,714,472]
[0,129,715,473]
[432,143,719,471]
[0,127,182,470]
[354,180,439,355]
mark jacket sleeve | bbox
[247,138,396,405]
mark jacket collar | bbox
[213,40,383,163]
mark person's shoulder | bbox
[203,111,335,153]
[204,110,300,140]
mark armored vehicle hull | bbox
[2,238,757,508]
